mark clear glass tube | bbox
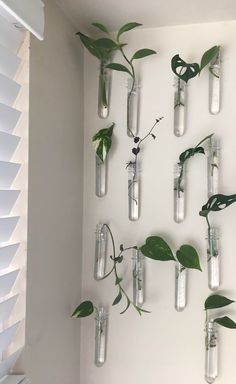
[174,163,185,223]
[173,77,187,137]
[206,228,220,291]
[132,249,145,307]
[209,48,221,115]
[94,224,108,280]
[127,78,140,137]
[127,161,140,221]
[175,262,187,311]
[205,320,218,383]
[96,155,107,197]
[95,306,108,367]
[207,138,220,198]
[98,60,111,119]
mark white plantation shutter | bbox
[0,6,28,384]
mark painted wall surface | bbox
[26,1,84,383]
[81,21,236,384]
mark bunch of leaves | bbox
[199,193,236,230]
[72,229,201,318]
[176,133,214,193]
[204,294,236,328]
[92,123,114,162]
[171,45,220,83]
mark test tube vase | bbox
[96,155,107,197]
[127,161,140,221]
[127,79,140,137]
[95,306,109,367]
[209,48,221,115]
[174,163,185,223]
[175,262,187,311]
[132,249,145,307]
[207,138,220,198]
[206,228,220,291]
[205,320,218,383]
[94,224,108,280]
[173,76,187,137]
[98,60,111,119]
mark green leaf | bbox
[112,291,122,306]
[200,45,220,72]
[120,298,131,314]
[179,147,204,163]
[200,194,236,217]
[140,236,175,261]
[117,22,142,39]
[132,48,157,61]
[106,63,132,76]
[115,277,123,285]
[92,22,109,34]
[171,54,200,83]
[94,38,118,50]
[92,123,114,162]
[205,294,234,310]
[214,316,236,329]
[72,300,94,318]
[76,32,102,60]
[176,244,202,271]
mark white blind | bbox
[0,10,26,383]
[0,0,44,40]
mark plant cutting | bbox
[174,133,214,223]
[199,193,236,290]
[76,27,119,119]
[171,46,220,136]
[127,117,163,221]
[204,294,236,383]
[72,226,201,318]
[92,123,114,197]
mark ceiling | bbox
[55,0,236,32]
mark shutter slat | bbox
[0,74,20,107]
[0,161,20,189]
[0,14,23,53]
[0,322,20,354]
[0,217,19,242]
[0,103,21,134]
[0,132,20,161]
[0,348,22,379]
[0,295,18,323]
[0,375,25,384]
[0,244,19,270]
[0,270,19,298]
[0,191,20,216]
[0,45,21,78]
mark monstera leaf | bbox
[200,194,236,217]
[92,123,114,162]
[171,54,200,83]
[72,301,94,318]
[140,236,175,261]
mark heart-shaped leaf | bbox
[176,244,202,271]
[179,147,204,163]
[171,54,200,83]
[214,316,236,329]
[72,300,94,318]
[205,294,234,310]
[200,45,220,72]
[106,63,132,76]
[117,22,142,39]
[200,194,236,217]
[92,22,109,34]
[140,236,175,261]
[92,123,114,162]
[113,290,122,306]
[132,48,156,61]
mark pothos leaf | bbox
[199,194,236,217]
[106,63,132,76]
[72,300,94,318]
[179,147,204,163]
[92,123,114,162]
[204,294,234,310]
[200,45,220,72]
[112,290,122,306]
[171,54,200,83]
[176,244,202,271]
[132,48,156,61]
[117,22,142,39]
[92,22,109,34]
[140,236,175,261]
[214,316,236,329]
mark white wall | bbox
[81,20,236,384]
[26,1,84,383]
